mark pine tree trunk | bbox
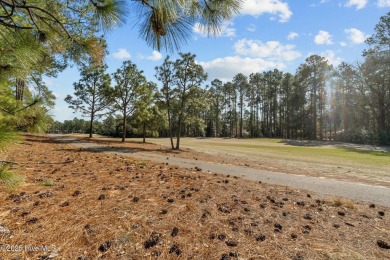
[166,99,174,149]
[143,122,146,143]
[176,117,182,150]
[122,108,127,142]
[89,112,94,138]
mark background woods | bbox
[54,11,390,146]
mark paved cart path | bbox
[54,136,390,207]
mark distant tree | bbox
[131,82,158,143]
[296,55,330,140]
[172,53,207,149]
[156,53,207,149]
[248,73,263,138]
[233,73,249,138]
[155,56,176,149]
[112,60,150,142]
[222,81,237,137]
[208,79,223,137]
[359,12,390,144]
[99,115,122,137]
[279,72,294,138]
[331,62,360,140]
[65,64,112,138]
[184,86,209,137]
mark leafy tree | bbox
[359,11,390,144]
[279,72,294,138]
[98,115,120,137]
[248,72,263,138]
[155,53,207,148]
[65,63,112,138]
[0,0,127,79]
[208,79,223,137]
[135,0,242,51]
[232,73,248,138]
[296,55,330,140]
[0,75,56,133]
[172,53,207,149]
[330,62,361,140]
[1,0,242,80]
[224,81,237,137]
[130,82,159,143]
[112,60,150,142]
[48,117,91,133]
[1,0,243,148]
[155,56,176,149]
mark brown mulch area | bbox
[0,134,389,259]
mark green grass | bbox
[42,178,54,187]
[145,137,390,167]
[137,161,147,168]
[0,166,24,190]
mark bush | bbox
[336,129,390,145]
[0,165,24,190]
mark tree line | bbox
[52,12,390,146]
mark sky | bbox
[46,0,390,122]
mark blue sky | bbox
[47,0,390,122]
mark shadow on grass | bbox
[341,148,390,157]
[279,139,390,157]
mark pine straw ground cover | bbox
[0,135,389,259]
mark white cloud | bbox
[234,38,301,61]
[345,28,368,44]
[146,50,162,61]
[314,30,333,45]
[321,50,343,66]
[377,0,390,7]
[241,0,292,23]
[340,41,347,47]
[247,24,256,32]
[345,0,368,9]
[52,92,61,99]
[199,56,283,82]
[198,38,302,81]
[193,21,236,38]
[310,0,331,7]
[287,32,299,40]
[112,48,131,59]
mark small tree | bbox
[65,64,112,138]
[233,73,249,138]
[112,60,149,142]
[173,53,207,149]
[156,53,207,149]
[131,82,159,143]
[155,56,176,149]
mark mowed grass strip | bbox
[145,137,390,167]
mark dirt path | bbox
[54,135,390,207]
